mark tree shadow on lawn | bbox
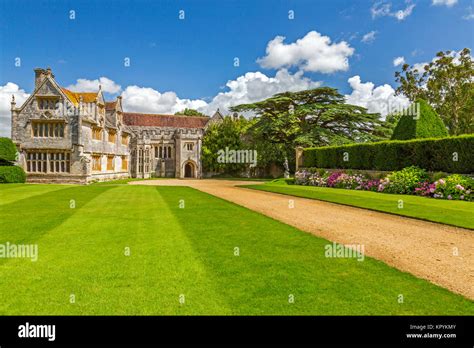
[157,186,474,315]
[0,185,113,258]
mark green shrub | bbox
[433,174,474,201]
[302,134,474,174]
[391,99,448,140]
[383,166,428,194]
[0,166,26,183]
[0,137,17,164]
[431,171,448,182]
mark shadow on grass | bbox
[157,185,474,315]
[0,185,113,247]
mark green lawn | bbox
[242,182,474,230]
[91,177,165,185]
[0,184,472,315]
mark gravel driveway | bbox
[130,179,474,300]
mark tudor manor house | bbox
[10,68,223,184]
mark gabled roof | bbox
[123,113,209,128]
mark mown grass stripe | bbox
[0,184,472,315]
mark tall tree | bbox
[201,116,250,174]
[231,88,387,176]
[175,108,207,117]
[395,48,474,135]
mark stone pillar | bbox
[10,95,16,141]
[197,135,202,179]
[295,146,304,172]
[175,133,181,178]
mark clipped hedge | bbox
[0,137,17,163]
[0,166,26,183]
[302,134,474,174]
[391,99,448,140]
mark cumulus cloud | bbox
[361,31,377,43]
[121,86,207,114]
[257,31,354,73]
[345,75,410,117]
[66,77,122,94]
[393,56,406,66]
[0,83,30,137]
[432,0,458,7]
[201,69,322,114]
[121,69,321,115]
[371,1,415,21]
[2,69,322,132]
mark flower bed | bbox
[295,166,473,201]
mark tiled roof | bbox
[61,88,98,106]
[123,113,209,128]
[105,101,117,111]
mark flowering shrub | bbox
[326,171,343,187]
[360,179,381,192]
[414,181,436,197]
[383,166,429,194]
[330,173,366,190]
[432,174,474,201]
[294,167,473,201]
[295,170,310,185]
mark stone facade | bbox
[10,68,223,184]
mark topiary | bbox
[0,166,26,183]
[0,137,18,164]
[391,99,448,140]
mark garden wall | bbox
[302,134,474,174]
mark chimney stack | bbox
[34,68,47,88]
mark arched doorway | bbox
[184,162,195,178]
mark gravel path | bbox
[130,179,474,299]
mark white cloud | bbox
[121,86,207,114]
[394,4,415,20]
[361,31,377,43]
[463,6,474,19]
[257,31,354,73]
[201,69,322,114]
[371,1,415,21]
[0,83,30,137]
[393,56,406,66]
[66,77,122,94]
[412,61,429,72]
[345,75,410,117]
[432,0,458,7]
[122,69,321,115]
[2,69,321,132]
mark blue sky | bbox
[0,0,473,134]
